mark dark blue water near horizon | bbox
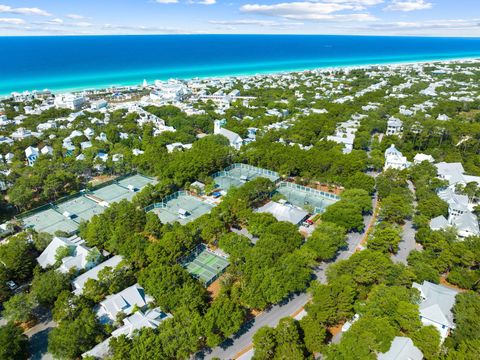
[1,34,480,95]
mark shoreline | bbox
[2,54,480,98]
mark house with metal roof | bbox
[37,235,100,273]
[412,281,459,341]
[72,255,124,295]
[430,187,480,238]
[82,307,172,359]
[214,119,243,150]
[378,337,423,360]
[384,144,410,171]
[386,117,403,136]
[96,283,153,324]
[435,162,480,187]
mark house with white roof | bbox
[25,146,39,166]
[54,93,86,110]
[0,136,13,145]
[84,128,95,139]
[72,255,124,295]
[412,281,459,341]
[4,153,14,163]
[413,153,434,164]
[166,142,193,153]
[214,119,243,150]
[82,307,172,359]
[386,117,403,136]
[40,145,53,156]
[37,235,101,274]
[384,145,410,171]
[435,162,480,188]
[96,283,153,324]
[378,337,423,360]
[12,128,33,141]
[257,200,309,225]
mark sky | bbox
[0,0,478,36]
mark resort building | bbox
[412,281,459,341]
[54,93,86,110]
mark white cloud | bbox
[0,5,52,16]
[66,14,86,20]
[155,0,179,3]
[385,0,432,12]
[370,18,480,30]
[198,0,216,4]
[0,17,25,25]
[240,2,377,21]
[210,19,303,27]
[47,18,64,25]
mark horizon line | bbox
[1,33,480,39]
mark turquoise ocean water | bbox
[1,35,480,95]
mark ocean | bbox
[1,34,480,95]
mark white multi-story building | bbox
[54,93,86,110]
[384,144,410,171]
[413,281,459,341]
[386,117,403,136]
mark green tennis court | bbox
[151,193,215,225]
[19,174,157,235]
[275,182,339,214]
[184,246,229,285]
[213,163,280,191]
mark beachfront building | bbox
[412,281,459,341]
[37,235,101,273]
[214,119,243,150]
[378,337,423,360]
[384,144,410,171]
[54,93,86,110]
[151,80,190,102]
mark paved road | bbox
[200,195,377,360]
[25,311,56,360]
[392,180,419,265]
